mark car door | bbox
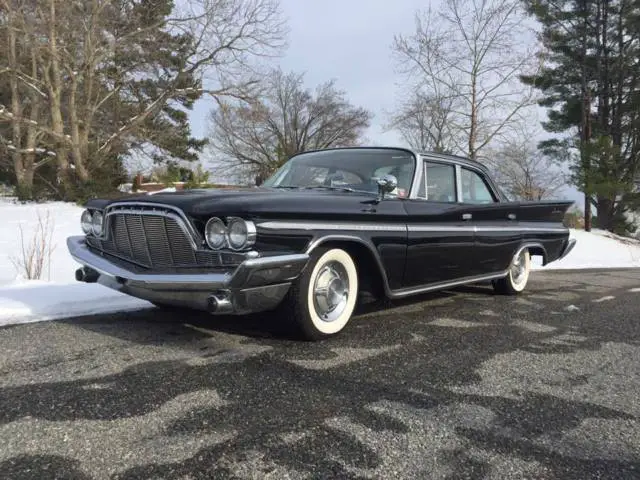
[402,160,476,287]
[457,165,522,276]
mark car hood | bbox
[90,187,381,219]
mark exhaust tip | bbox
[75,267,99,283]
[207,293,234,315]
[207,296,218,313]
[75,268,85,282]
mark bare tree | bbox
[487,126,567,200]
[386,88,457,153]
[0,0,287,197]
[392,0,538,161]
[208,68,372,178]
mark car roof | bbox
[292,146,490,173]
[417,150,490,173]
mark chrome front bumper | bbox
[67,236,309,314]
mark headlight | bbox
[226,217,256,250]
[91,210,104,236]
[81,210,93,234]
[205,217,226,249]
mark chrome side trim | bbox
[388,271,509,299]
[258,220,568,235]
[410,226,568,233]
[258,221,407,232]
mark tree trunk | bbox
[6,10,30,199]
[46,0,73,194]
[468,72,478,161]
[596,196,616,231]
[580,0,592,232]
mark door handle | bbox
[462,213,472,221]
[507,213,516,220]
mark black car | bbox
[68,147,576,340]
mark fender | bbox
[304,234,395,297]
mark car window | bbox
[416,162,456,201]
[287,167,362,187]
[423,162,456,202]
[460,168,496,204]
[263,148,416,198]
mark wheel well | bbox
[525,244,547,265]
[309,240,386,298]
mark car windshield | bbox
[262,148,416,197]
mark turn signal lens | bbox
[81,210,93,234]
[205,217,226,249]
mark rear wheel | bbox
[493,248,531,295]
[280,247,359,340]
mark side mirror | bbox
[376,174,398,200]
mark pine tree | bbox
[521,0,640,233]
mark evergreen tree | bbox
[521,0,640,233]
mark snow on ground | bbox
[531,228,640,270]
[0,198,639,327]
[0,199,150,327]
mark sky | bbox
[187,0,583,206]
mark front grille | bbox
[105,212,197,268]
[86,205,246,269]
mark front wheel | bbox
[493,248,531,295]
[280,247,359,341]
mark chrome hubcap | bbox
[313,262,349,322]
[510,250,528,284]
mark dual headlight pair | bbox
[80,209,103,236]
[205,217,256,251]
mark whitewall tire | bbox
[280,247,359,340]
[493,248,531,295]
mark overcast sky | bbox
[188,0,426,143]
[188,0,583,205]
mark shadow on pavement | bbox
[1,275,639,478]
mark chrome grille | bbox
[85,203,252,269]
[101,211,197,268]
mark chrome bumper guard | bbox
[67,236,309,314]
[557,238,577,261]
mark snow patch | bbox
[0,281,151,327]
[147,187,177,195]
[532,228,640,271]
[593,296,615,303]
[0,199,150,327]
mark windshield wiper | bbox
[302,185,374,194]
[271,185,301,189]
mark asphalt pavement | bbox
[1,269,640,479]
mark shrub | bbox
[10,210,56,281]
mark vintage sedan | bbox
[68,147,576,340]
